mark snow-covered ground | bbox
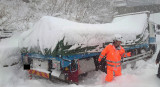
[0,13,160,87]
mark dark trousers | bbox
[158,64,160,77]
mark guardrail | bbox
[0,30,13,39]
[122,51,152,65]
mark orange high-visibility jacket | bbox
[98,44,125,68]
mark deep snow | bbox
[0,13,160,87]
[19,13,147,54]
[0,35,160,87]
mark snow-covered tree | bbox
[0,0,116,30]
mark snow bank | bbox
[0,32,21,66]
[19,13,148,53]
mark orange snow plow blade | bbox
[28,69,49,79]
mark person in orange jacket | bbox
[98,34,125,82]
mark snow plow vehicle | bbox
[21,11,156,84]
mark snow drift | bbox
[0,32,21,66]
[19,13,148,53]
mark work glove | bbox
[95,61,101,71]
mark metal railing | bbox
[122,51,152,65]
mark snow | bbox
[150,13,160,24]
[0,13,160,87]
[19,13,148,53]
[51,70,61,77]
[0,32,21,66]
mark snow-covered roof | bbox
[150,13,160,24]
[19,13,148,53]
